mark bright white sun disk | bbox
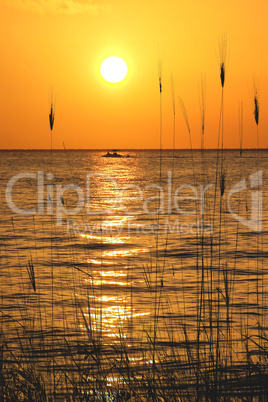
[100,57,128,83]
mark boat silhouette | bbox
[102,151,130,158]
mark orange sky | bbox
[0,0,267,149]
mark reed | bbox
[26,255,36,292]
[199,74,206,153]
[253,83,263,362]
[238,101,243,156]
[157,48,163,182]
[49,90,56,399]
[254,90,259,127]
[171,74,176,179]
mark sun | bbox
[100,56,128,83]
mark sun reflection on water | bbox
[85,278,130,286]
[103,247,148,257]
[82,306,150,338]
[95,270,127,277]
[87,258,110,265]
[81,233,128,244]
[88,295,128,302]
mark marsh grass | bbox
[26,255,36,292]
[1,204,268,400]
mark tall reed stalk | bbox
[49,91,55,398]
[238,101,243,156]
[198,75,206,396]
[253,84,261,341]
[199,74,206,153]
[157,50,163,182]
[219,35,227,181]
[171,74,176,179]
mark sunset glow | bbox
[0,0,267,149]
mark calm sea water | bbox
[0,149,267,397]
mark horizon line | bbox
[0,147,267,152]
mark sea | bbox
[0,149,267,400]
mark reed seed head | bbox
[219,35,227,88]
[254,95,259,126]
[156,46,163,94]
[220,63,225,88]
[159,78,162,93]
[220,172,225,196]
[49,104,55,131]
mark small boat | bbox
[102,151,123,158]
[102,151,131,158]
